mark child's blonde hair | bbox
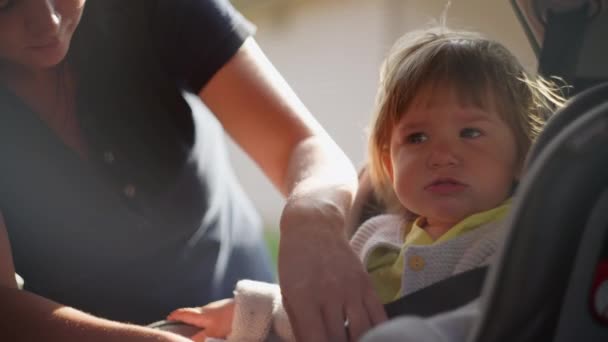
[368,27,566,213]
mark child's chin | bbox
[426,206,474,224]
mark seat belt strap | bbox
[383,266,488,318]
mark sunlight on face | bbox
[0,0,86,70]
[386,84,520,229]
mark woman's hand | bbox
[167,298,235,342]
[278,191,388,342]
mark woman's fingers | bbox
[362,278,388,326]
[343,277,384,342]
[321,302,348,342]
[344,300,372,342]
[283,295,330,342]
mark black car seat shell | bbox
[469,93,608,342]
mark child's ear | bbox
[382,150,394,182]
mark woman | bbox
[0,0,384,341]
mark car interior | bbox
[153,0,608,340]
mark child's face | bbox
[385,85,520,228]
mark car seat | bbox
[468,1,608,341]
[468,82,608,342]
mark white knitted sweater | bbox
[350,214,507,296]
[210,214,507,342]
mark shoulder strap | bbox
[384,266,488,318]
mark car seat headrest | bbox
[512,0,608,94]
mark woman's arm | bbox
[199,37,387,342]
[0,212,190,342]
[198,37,343,196]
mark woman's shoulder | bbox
[75,0,254,92]
[81,0,250,33]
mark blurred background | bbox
[223,0,536,255]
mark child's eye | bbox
[460,128,482,139]
[406,132,428,144]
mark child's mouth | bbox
[425,178,467,194]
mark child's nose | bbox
[427,142,459,169]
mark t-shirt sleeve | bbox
[154,0,256,92]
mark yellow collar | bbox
[404,200,511,246]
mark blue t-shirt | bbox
[0,0,273,324]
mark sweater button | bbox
[408,255,425,271]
